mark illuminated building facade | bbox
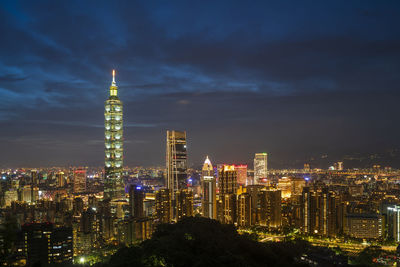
[301,187,337,236]
[235,165,248,185]
[129,185,145,218]
[218,165,237,195]
[104,70,124,200]
[201,156,217,219]
[259,189,282,228]
[56,171,65,187]
[217,165,237,224]
[166,130,187,196]
[254,153,268,185]
[21,223,73,266]
[73,169,86,193]
[345,213,382,239]
[277,177,291,198]
[176,188,193,221]
[155,189,172,223]
[387,205,400,242]
[237,192,252,227]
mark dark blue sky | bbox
[0,0,399,168]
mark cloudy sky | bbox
[0,0,399,168]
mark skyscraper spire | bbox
[109,69,118,96]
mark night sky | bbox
[0,1,400,168]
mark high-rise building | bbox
[30,169,39,186]
[301,187,337,236]
[56,171,65,187]
[176,189,193,221]
[217,193,237,225]
[201,156,217,219]
[260,189,282,228]
[21,223,73,266]
[246,185,265,225]
[291,177,306,197]
[104,70,124,200]
[217,165,238,224]
[218,165,237,195]
[234,165,248,186]
[387,205,400,242]
[277,177,291,198]
[237,192,252,227]
[73,169,86,194]
[254,153,268,185]
[166,130,187,197]
[155,189,172,224]
[129,185,144,218]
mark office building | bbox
[155,189,172,224]
[237,192,252,227]
[176,189,193,221]
[218,165,237,195]
[73,169,86,194]
[129,185,145,218]
[56,171,65,187]
[387,205,400,242]
[301,187,337,236]
[254,153,268,185]
[166,130,187,196]
[345,214,383,239]
[201,156,217,219]
[235,165,248,186]
[260,189,282,228]
[21,223,73,266]
[104,70,125,200]
[277,177,291,198]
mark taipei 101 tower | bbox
[104,70,125,200]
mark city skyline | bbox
[0,1,400,168]
[2,2,400,266]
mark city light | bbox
[0,2,398,266]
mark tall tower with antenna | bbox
[104,70,124,200]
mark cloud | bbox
[0,0,399,167]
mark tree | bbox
[98,217,309,267]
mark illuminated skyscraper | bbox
[234,165,248,185]
[301,187,336,236]
[217,165,237,224]
[201,156,216,219]
[56,171,65,187]
[73,169,86,193]
[386,205,400,242]
[155,189,172,223]
[129,185,144,218]
[218,165,237,195]
[166,130,187,197]
[176,189,193,221]
[237,192,252,227]
[254,153,268,184]
[104,70,124,200]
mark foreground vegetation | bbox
[96,217,313,267]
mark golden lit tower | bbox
[201,156,216,219]
[104,70,125,200]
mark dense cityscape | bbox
[0,71,399,266]
[1,1,400,267]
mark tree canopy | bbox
[98,217,309,267]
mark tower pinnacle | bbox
[112,69,116,85]
[110,70,118,96]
